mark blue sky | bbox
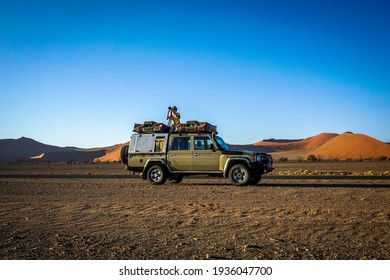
[1,0,389,148]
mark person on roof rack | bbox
[166,106,181,132]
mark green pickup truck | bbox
[120,132,273,186]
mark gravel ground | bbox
[0,163,389,260]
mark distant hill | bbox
[0,137,57,162]
[0,137,108,163]
[1,132,389,163]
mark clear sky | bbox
[1,0,389,148]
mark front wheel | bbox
[229,164,251,186]
[147,165,167,185]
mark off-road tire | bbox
[229,164,252,186]
[147,165,167,185]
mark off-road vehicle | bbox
[120,129,273,186]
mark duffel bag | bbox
[143,126,154,132]
[133,123,143,132]
[153,123,170,133]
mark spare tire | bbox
[120,145,129,165]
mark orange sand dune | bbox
[249,133,339,158]
[254,133,337,151]
[243,132,390,160]
[30,153,45,159]
[297,133,339,151]
[312,132,390,160]
[94,143,128,162]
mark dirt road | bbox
[0,163,389,260]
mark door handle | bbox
[169,153,175,157]
[194,153,200,157]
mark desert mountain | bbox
[0,137,108,163]
[1,132,389,163]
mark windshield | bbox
[215,136,230,151]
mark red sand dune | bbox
[30,153,45,159]
[232,132,390,160]
[94,143,127,162]
[312,132,390,160]
[297,133,339,151]
[253,133,338,151]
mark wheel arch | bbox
[223,158,251,178]
[142,158,168,180]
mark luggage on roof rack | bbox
[174,121,217,134]
[153,123,170,133]
[133,121,170,133]
[133,120,216,134]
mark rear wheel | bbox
[229,164,251,186]
[147,165,167,185]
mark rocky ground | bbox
[0,162,389,260]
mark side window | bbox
[194,136,213,150]
[171,137,190,151]
[171,137,179,150]
[180,137,190,150]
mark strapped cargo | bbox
[153,123,170,133]
[133,120,216,134]
[133,121,170,133]
[174,121,217,134]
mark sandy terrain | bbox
[0,163,389,260]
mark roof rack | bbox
[133,121,217,134]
